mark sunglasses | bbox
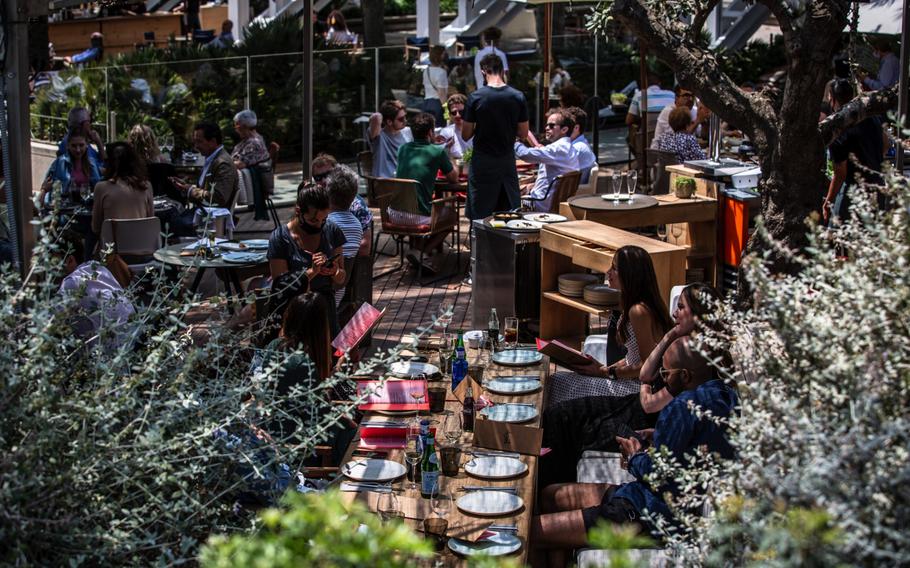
[394,115,407,123]
[312,171,330,182]
[545,122,562,129]
[449,109,463,116]
[658,367,689,381]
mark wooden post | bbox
[302,0,313,179]
[638,44,649,189]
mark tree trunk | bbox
[361,0,386,48]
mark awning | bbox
[855,0,902,35]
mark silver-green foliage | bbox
[646,176,910,565]
[0,230,373,565]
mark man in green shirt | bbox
[394,112,458,273]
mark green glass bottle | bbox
[420,432,440,499]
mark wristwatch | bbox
[608,367,618,380]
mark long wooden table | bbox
[338,345,550,566]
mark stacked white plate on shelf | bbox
[583,284,621,307]
[558,273,599,297]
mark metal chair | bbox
[372,177,458,281]
[100,217,162,276]
[520,170,582,213]
[645,148,679,195]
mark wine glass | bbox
[77,183,92,204]
[671,223,684,244]
[377,491,401,523]
[437,301,453,334]
[404,434,422,491]
[628,170,637,201]
[431,481,453,519]
[161,135,174,160]
[611,171,621,201]
[444,412,462,446]
[656,224,668,242]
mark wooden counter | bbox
[539,221,687,345]
[559,193,719,284]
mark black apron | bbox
[466,151,520,220]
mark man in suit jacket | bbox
[170,122,239,236]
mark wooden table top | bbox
[567,193,659,212]
[338,344,550,566]
[542,220,686,255]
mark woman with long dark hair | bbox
[91,142,153,237]
[546,245,672,407]
[539,282,725,488]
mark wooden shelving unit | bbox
[539,221,687,342]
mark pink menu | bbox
[356,379,430,411]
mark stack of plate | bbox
[583,284,620,306]
[558,273,599,297]
[686,267,705,284]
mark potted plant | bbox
[675,176,697,198]
[610,92,628,112]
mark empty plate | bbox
[388,361,439,377]
[485,376,541,395]
[341,459,407,482]
[479,403,539,423]
[456,490,524,517]
[239,239,270,249]
[222,252,267,264]
[465,456,528,479]
[448,531,522,557]
[492,349,542,367]
[522,213,567,223]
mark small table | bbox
[567,193,659,212]
[153,242,268,296]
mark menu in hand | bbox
[332,303,385,356]
[356,379,430,411]
[536,338,592,369]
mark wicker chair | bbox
[521,170,582,213]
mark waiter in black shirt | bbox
[462,54,530,220]
[824,78,884,223]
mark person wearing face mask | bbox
[530,337,738,566]
[268,184,346,335]
[859,38,899,91]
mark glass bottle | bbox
[420,432,440,499]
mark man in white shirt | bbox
[436,93,473,159]
[473,26,509,88]
[515,108,580,212]
[564,107,597,184]
[650,86,711,150]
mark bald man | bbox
[531,337,737,566]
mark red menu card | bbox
[356,379,430,411]
[359,426,438,450]
[333,303,385,356]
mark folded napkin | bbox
[182,237,229,250]
[193,207,236,238]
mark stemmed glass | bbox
[161,135,174,160]
[628,170,637,201]
[656,224,668,242]
[671,224,684,244]
[437,301,453,335]
[431,481,453,520]
[377,491,401,523]
[611,171,621,201]
[444,412,462,447]
[404,433,422,491]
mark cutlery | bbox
[497,402,536,408]
[488,524,519,532]
[461,486,517,493]
[468,450,521,459]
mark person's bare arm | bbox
[611,304,661,379]
[516,121,530,140]
[625,112,639,126]
[445,164,459,183]
[368,112,382,141]
[526,130,542,148]
[269,258,289,279]
[462,121,475,141]
[639,383,673,413]
[639,325,687,384]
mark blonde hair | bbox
[127,124,161,163]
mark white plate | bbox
[505,219,543,230]
[456,490,524,517]
[492,349,542,367]
[219,241,248,252]
[465,456,528,479]
[479,403,539,423]
[388,361,440,377]
[239,239,270,250]
[601,193,632,201]
[448,531,522,557]
[341,458,407,482]
[222,252,267,264]
[485,376,542,395]
[522,213,567,223]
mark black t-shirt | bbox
[464,85,529,157]
[267,221,346,292]
[829,116,884,187]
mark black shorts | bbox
[581,487,645,532]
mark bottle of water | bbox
[452,330,468,391]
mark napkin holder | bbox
[452,375,483,404]
[473,419,542,456]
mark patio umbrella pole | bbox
[639,44,649,190]
[542,2,553,127]
[897,0,909,173]
[302,0,314,178]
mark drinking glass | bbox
[77,184,92,203]
[437,301,453,334]
[504,316,519,348]
[628,170,637,201]
[377,491,401,523]
[656,224,668,242]
[671,223,684,244]
[431,481,453,519]
[161,135,174,159]
[404,434,421,490]
[611,171,621,201]
[444,412,462,446]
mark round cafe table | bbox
[567,193,659,212]
[153,242,268,297]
